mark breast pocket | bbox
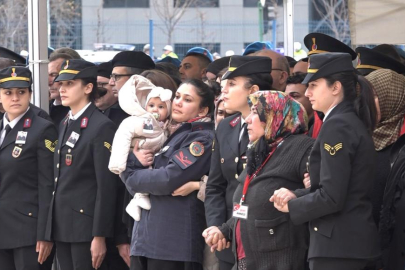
[254,215,290,252]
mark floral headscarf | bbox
[246,91,308,175]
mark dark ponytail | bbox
[324,71,377,132]
[80,77,99,102]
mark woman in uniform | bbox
[271,52,380,269]
[120,79,215,270]
[0,66,57,270]
[204,55,273,270]
[45,59,117,270]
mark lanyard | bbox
[240,140,283,204]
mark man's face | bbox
[285,83,313,118]
[48,58,65,100]
[179,56,204,82]
[95,76,118,111]
[109,66,132,97]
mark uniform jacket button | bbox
[57,163,59,168]
[68,149,71,153]
[235,157,239,163]
[235,174,238,179]
[57,150,60,154]
[52,191,55,195]
[28,213,32,216]
[221,158,224,163]
[80,209,84,213]
[55,177,57,182]
[314,227,318,231]
[269,229,274,235]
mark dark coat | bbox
[49,100,70,127]
[121,122,215,264]
[379,134,405,269]
[102,102,128,128]
[289,101,380,260]
[205,113,248,263]
[45,103,117,242]
[219,134,313,270]
[0,109,57,249]
[30,103,53,123]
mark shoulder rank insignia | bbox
[104,142,112,152]
[190,142,204,157]
[45,139,58,153]
[230,116,241,127]
[324,143,343,156]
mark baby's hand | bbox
[133,141,154,167]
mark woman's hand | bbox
[172,181,200,196]
[270,188,297,213]
[91,237,106,269]
[117,243,130,267]
[132,141,154,167]
[303,173,311,188]
[36,241,53,264]
[202,226,230,252]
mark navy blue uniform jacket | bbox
[121,121,214,264]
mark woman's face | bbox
[221,77,252,112]
[172,83,207,123]
[0,88,31,120]
[215,100,226,126]
[245,106,266,142]
[59,79,91,108]
[305,78,339,114]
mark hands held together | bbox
[202,226,231,253]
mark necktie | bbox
[67,118,75,128]
[239,123,249,155]
[4,124,11,137]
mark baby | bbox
[108,75,172,221]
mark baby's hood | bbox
[118,75,156,116]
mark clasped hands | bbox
[202,226,231,253]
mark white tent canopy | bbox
[349,0,405,45]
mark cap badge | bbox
[64,60,69,70]
[11,68,17,77]
[311,38,317,51]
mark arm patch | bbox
[172,148,197,169]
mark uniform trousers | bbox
[0,245,41,270]
[309,257,375,270]
[130,256,202,270]
[104,239,129,270]
[56,241,108,270]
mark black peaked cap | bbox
[302,52,354,84]
[304,33,357,60]
[0,66,31,88]
[206,56,231,76]
[222,56,272,80]
[0,47,26,65]
[55,59,97,82]
[356,47,405,75]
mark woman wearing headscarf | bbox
[373,69,405,270]
[203,91,313,270]
[270,52,380,270]
[365,69,405,225]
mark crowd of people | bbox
[0,32,405,270]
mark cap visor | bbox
[221,70,232,80]
[54,73,76,82]
[301,73,314,85]
[0,80,30,89]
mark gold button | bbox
[55,177,57,182]
[80,209,84,213]
[57,150,60,154]
[28,213,32,216]
[269,229,274,235]
[52,191,55,195]
[235,174,238,179]
[57,163,59,168]
[221,158,224,163]
[235,157,239,163]
[68,149,71,153]
[314,227,318,231]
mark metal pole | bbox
[258,1,264,42]
[272,19,277,49]
[149,19,154,59]
[28,0,49,112]
[283,0,294,56]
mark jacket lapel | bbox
[225,114,242,157]
[1,109,34,150]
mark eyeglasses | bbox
[110,73,133,82]
[97,82,109,88]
